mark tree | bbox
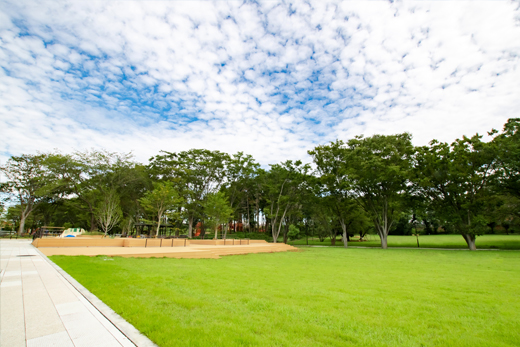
[221,152,260,235]
[46,150,139,231]
[0,154,54,234]
[493,118,520,198]
[148,149,230,237]
[202,192,234,239]
[319,135,414,249]
[261,161,310,243]
[139,181,184,237]
[413,135,497,250]
[95,189,123,236]
[310,141,371,248]
[287,224,301,241]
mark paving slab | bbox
[0,240,157,347]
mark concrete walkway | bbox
[0,240,156,347]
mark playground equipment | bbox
[60,228,86,238]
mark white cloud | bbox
[1,0,519,167]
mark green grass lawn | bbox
[51,248,520,346]
[289,234,520,250]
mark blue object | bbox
[65,235,76,237]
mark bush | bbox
[288,224,301,241]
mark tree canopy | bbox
[2,119,518,250]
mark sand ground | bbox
[38,242,297,259]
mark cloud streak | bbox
[1,0,519,165]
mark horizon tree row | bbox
[1,118,518,250]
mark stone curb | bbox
[33,245,158,347]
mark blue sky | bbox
[1,0,520,165]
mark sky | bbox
[1,0,520,166]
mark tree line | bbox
[1,119,518,250]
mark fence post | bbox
[160,239,163,248]
[145,239,148,248]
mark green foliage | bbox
[139,181,184,237]
[493,118,520,198]
[310,134,413,248]
[0,153,55,234]
[309,141,369,247]
[389,215,413,235]
[413,134,497,249]
[287,224,300,240]
[202,192,234,238]
[4,119,520,246]
[95,189,123,236]
[46,150,144,232]
[261,160,311,243]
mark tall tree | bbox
[0,154,54,234]
[202,192,234,239]
[341,134,414,249]
[493,118,520,198]
[261,161,310,243]
[148,149,230,237]
[413,135,497,250]
[310,141,369,248]
[139,181,184,237]
[46,150,138,231]
[95,189,123,237]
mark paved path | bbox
[0,240,156,347]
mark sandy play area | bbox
[33,239,297,259]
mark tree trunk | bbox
[255,198,260,233]
[18,215,27,235]
[200,221,206,239]
[246,198,250,234]
[379,198,391,249]
[331,234,336,246]
[214,226,218,240]
[342,230,348,248]
[18,203,34,235]
[339,220,349,248]
[188,215,193,238]
[89,211,97,231]
[271,221,277,243]
[462,233,477,251]
[380,233,388,249]
[156,212,162,238]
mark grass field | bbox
[51,248,520,347]
[289,234,520,250]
